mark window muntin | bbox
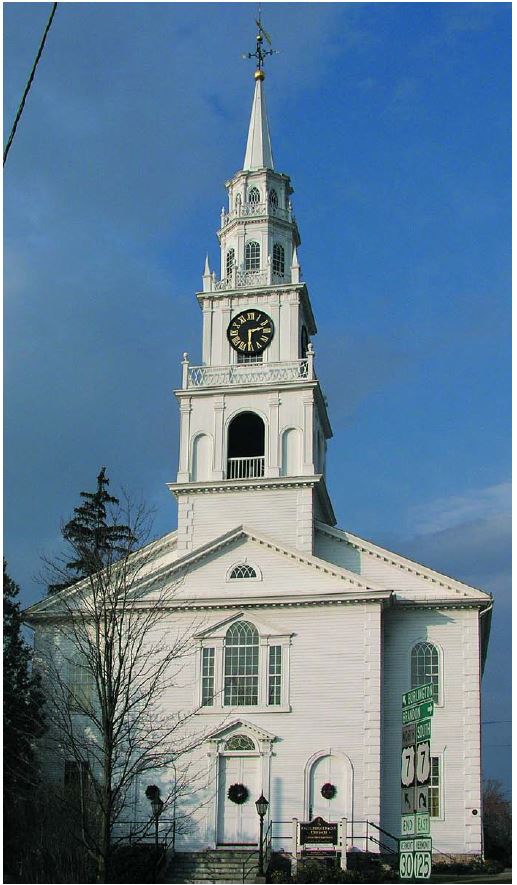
[411,641,440,703]
[201,647,215,706]
[269,189,278,207]
[68,656,94,712]
[224,734,255,751]
[248,187,260,204]
[272,243,285,276]
[237,351,263,364]
[429,756,441,817]
[226,248,235,279]
[224,621,259,706]
[268,645,282,706]
[245,241,260,271]
[229,564,257,580]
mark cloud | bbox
[407,481,511,535]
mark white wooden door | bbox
[309,754,348,821]
[217,756,260,845]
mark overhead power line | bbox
[4,2,58,166]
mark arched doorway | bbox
[305,751,352,822]
[227,412,265,479]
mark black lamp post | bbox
[146,786,164,879]
[255,794,269,876]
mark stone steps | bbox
[165,849,259,883]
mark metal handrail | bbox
[242,820,272,881]
[368,835,398,856]
[366,820,400,851]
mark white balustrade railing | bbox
[220,202,293,227]
[227,456,265,480]
[186,359,310,389]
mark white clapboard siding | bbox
[382,607,482,855]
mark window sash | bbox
[411,642,440,703]
[268,645,282,705]
[201,648,215,706]
[429,756,441,818]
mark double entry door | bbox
[217,755,260,845]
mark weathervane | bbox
[243,9,278,79]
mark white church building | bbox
[27,49,492,869]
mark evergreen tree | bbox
[48,467,135,594]
[4,561,46,877]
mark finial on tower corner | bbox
[243,11,278,77]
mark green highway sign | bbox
[416,719,432,742]
[402,702,434,724]
[402,683,434,709]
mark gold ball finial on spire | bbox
[254,69,265,81]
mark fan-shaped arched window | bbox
[248,186,260,204]
[245,241,260,271]
[226,248,235,279]
[224,621,259,706]
[272,243,285,276]
[269,188,278,207]
[229,564,257,580]
[224,734,255,751]
[411,641,440,703]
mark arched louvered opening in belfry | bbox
[227,412,265,479]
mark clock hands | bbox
[247,327,262,351]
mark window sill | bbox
[197,704,291,715]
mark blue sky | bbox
[4,3,511,791]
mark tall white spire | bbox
[243,73,274,171]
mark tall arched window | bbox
[273,243,285,276]
[224,621,259,706]
[248,186,260,204]
[269,188,278,207]
[227,411,265,478]
[411,641,440,703]
[245,241,260,271]
[226,248,235,279]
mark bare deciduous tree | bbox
[34,488,208,883]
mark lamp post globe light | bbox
[255,794,269,875]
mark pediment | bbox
[194,610,293,640]
[206,718,277,745]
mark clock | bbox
[227,309,274,355]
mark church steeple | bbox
[243,73,274,171]
[169,20,334,555]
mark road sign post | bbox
[399,684,434,880]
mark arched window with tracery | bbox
[229,564,257,580]
[269,188,278,207]
[224,734,255,751]
[245,241,260,271]
[248,186,260,204]
[226,248,235,279]
[224,621,259,706]
[411,641,440,703]
[273,243,285,276]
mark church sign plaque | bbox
[299,817,338,845]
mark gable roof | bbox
[24,524,390,621]
[165,524,387,595]
[315,521,491,601]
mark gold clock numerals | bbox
[227,309,275,355]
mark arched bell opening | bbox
[227,412,265,479]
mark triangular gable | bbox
[206,718,277,744]
[194,610,294,641]
[165,524,385,594]
[315,521,490,600]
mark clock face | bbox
[227,310,275,355]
